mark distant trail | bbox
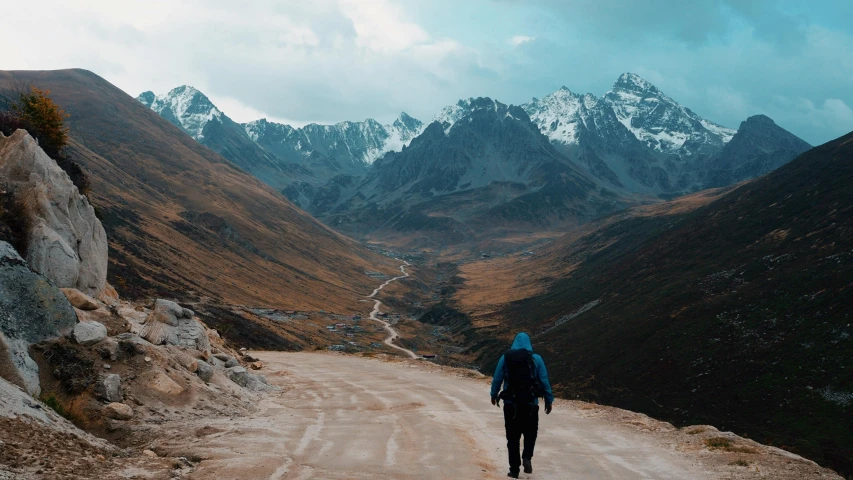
[368,262,418,359]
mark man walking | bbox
[490,332,554,478]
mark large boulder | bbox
[0,130,108,297]
[0,242,77,396]
[140,299,211,353]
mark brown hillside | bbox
[0,69,399,312]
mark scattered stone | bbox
[96,338,120,361]
[72,321,107,346]
[149,372,184,396]
[141,299,211,352]
[213,353,234,362]
[102,402,133,420]
[249,361,264,370]
[224,358,240,368]
[142,450,158,458]
[239,348,247,353]
[243,354,259,362]
[196,360,214,383]
[181,308,194,319]
[60,288,100,311]
[144,356,152,363]
[226,366,250,388]
[94,373,122,402]
[103,364,111,370]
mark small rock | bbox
[249,361,264,370]
[103,364,111,370]
[213,353,234,362]
[226,366,250,388]
[149,372,184,396]
[239,348,247,352]
[185,359,199,373]
[72,321,107,346]
[224,358,239,368]
[243,354,259,363]
[196,360,214,383]
[144,356,152,363]
[96,338,120,361]
[181,308,194,319]
[61,288,100,311]
[94,374,122,402]
[102,402,133,420]
[142,450,157,458]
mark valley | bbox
[1,61,849,480]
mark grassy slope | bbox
[455,133,853,475]
[0,69,398,312]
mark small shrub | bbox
[705,437,759,454]
[0,85,90,196]
[40,392,69,419]
[7,86,69,159]
[705,437,733,449]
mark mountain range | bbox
[2,69,401,312]
[139,74,811,248]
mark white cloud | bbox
[509,35,535,46]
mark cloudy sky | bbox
[2,0,851,144]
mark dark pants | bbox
[503,403,539,473]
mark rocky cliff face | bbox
[0,129,107,297]
[0,241,77,396]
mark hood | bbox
[511,332,533,351]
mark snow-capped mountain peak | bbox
[434,97,505,129]
[522,88,587,145]
[602,73,735,154]
[136,86,224,141]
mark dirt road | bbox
[161,352,719,479]
[367,263,418,359]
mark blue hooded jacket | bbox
[490,332,554,405]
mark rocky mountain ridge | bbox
[138,87,425,187]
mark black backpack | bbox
[500,348,543,404]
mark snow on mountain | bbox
[522,87,586,145]
[136,86,223,141]
[434,98,503,131]
[244,112,424,167]
[602,73,735,155]
[522,73,736,158]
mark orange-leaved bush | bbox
[10,86,70,159]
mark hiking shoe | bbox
[507,471,519,478]
[523,458,533,473]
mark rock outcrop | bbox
[0,241,77,396]
[140,299,211,353]
[0,129,108,297]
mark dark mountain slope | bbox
[702,114,813,188]
[311,99,628,250]
[455,132,853,475]
[0,69,399,311]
